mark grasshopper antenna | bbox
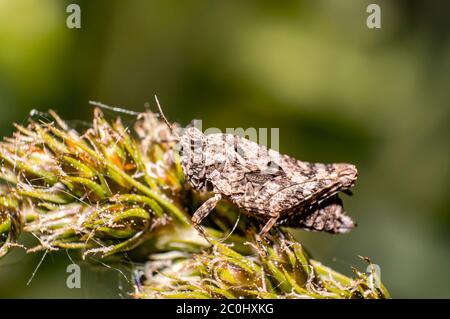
[154,95,180,140]
[89,101,140,116]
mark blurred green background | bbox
[0,0,449,298]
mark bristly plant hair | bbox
[154,95,180,140]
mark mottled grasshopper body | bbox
[156,97,357,240]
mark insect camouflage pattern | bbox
[156,98,358,240]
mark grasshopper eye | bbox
[234,146,245,156]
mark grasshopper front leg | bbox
[192,193,222,243]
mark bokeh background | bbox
[0,0,449,298]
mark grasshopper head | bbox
[180,127,208,191]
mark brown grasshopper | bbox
[155,97,358,241]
